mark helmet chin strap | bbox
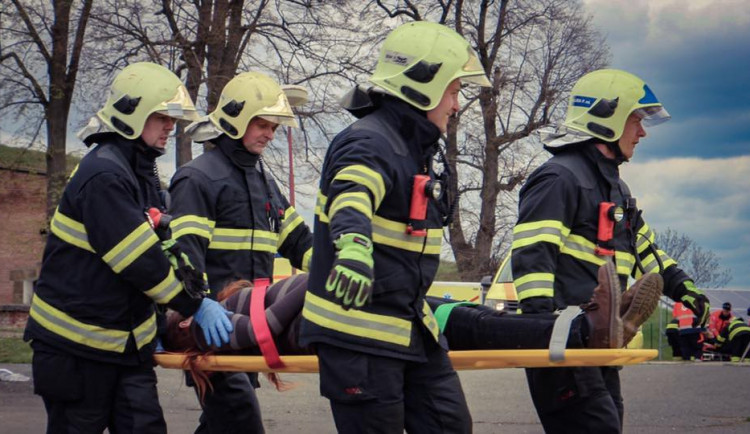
[605,140,628,164]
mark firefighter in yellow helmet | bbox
[298,21,490,433]
[24,62,234,433]
[168,71,313,432]
[511,68,710,432]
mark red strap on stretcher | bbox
[250,278,285,369]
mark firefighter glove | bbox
[680,280,710,327]
[193,298,233,347]
[161,240,206,299]
[326,233,374,309]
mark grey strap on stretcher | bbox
[549,305,583,361]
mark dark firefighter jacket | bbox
[716,318,750,348]
[168,135,312,296]
[511,144,693,313]
[24,134,201,365]
[299,97,447,361]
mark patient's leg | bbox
[430,300,584,351]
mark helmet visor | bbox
[634,105,670,127]
[155,85,201,121]
[459,47,491,87]
[282,85,309,107]
[259,114,298,128]
[256,93,298,128]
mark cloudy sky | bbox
[582,0,750,290]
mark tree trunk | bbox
[45,0,75,221]
[45,110,68,220]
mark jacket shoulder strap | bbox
[350,113,409,157]
[94,142,138,187]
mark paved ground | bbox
[1,361,749,433]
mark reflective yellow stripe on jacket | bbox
[634,223,677,277]
[102,222,159,273]
[315,191,329,223]
[329,191,373,220]
[515,272,555,300]
[208,228,278,253]
[314,193,442,255]
[513,219,637,279]
[729,322,750,340]
[332,165,386,209]
[372,215,442,255]
[302,292,412,347]
[422,301,440,342]
[29,294,156,352]
[301,247,313,272]
[50,208,95,253]
[171,215,215,241]
[513,220,569,250]
[144,268,184,304]
[278,206,305,247]
[563,234,636,276]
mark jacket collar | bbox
[94,133,162,178]
[213,134,260,168]
[378,97,441,157]
[580,143,620,184]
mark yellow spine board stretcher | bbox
[154,349,658,373]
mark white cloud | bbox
[622,155,750,290]
[584,0,750,42]
[583,0,750,78]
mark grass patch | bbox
[0,144,80,173]
[0,337,33,364]
[435,261,461,281]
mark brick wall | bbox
[0,169,47,305]
[0,305,29,336]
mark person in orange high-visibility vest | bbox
[674,302,702,360]
[708,302,735,337]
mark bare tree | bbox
[86,0,392,209]
[88,0,367,171]
[0,0,93,219]
[655,227,732,289]
[653,227,692,263]
[89,0,283,165]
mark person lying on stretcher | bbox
[162,263,661,395]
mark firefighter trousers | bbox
[317,340,472,434]
[678,330,703,360]
[31,341,166,434]
[525,366,622,434]
[192,371,264,434]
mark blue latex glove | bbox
[325,234,374,310]
[154,337,165,353]
[193,298,233,347]
[680,280,710,327]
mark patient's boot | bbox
[621,273,663,345]
[581,261,623,349]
